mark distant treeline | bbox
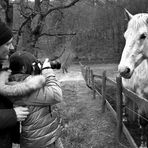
[2,0,148,63]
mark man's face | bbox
[0,38,14,62]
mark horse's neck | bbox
[123,60,148,115]
[122,59,148,92]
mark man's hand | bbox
[14,106,29,122]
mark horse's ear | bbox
[124,8,133,21]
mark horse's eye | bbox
[140,33,146,40]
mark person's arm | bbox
[28,59,63,105]
[41,59,62,105]
[0,70,46,97]
[0,59,62,106]
[40,68,63,105]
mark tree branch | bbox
[44,0,81,17]
[48,3,64,18]
[18,8,30,19]
[15,12,36,50]
[39,32,76,37]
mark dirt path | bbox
[57,64,130,148]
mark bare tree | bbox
[14,0,79,50]
[2,0,80,72]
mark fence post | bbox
[116,74,123,142]
[91,69,96,99]
[85,67,88,85]
[102,71,106,113]
[88,67,90,86]
[86,67,89,87]
[132,102,137,122]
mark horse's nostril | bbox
[125,67,130,74]
[119,66,131,78]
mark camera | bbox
[37,60,61,69]
[32,60,61,74]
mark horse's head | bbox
[118,10,148,79]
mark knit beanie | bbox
[0,21,13,46]
[9,51,41,75]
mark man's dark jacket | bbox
[0,94,19,148]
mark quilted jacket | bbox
[0,69,46,148]
[8,68,63,148]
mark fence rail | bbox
[79,62,139,148]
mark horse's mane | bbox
[128,13,148,31]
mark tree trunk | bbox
[0,0,13,28]
[6,1,13,29]
[20,0,35,54]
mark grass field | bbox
[56,64,131,148]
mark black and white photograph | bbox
[0,0,148,148]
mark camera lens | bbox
[50,61,61,69]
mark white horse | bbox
[118,10,148,148]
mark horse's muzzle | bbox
[118,66,132,79]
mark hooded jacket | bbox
[8,68,63,148]
[0,70,46,148]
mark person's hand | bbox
[14,106,29,122]
[0,70,11,83]
[42,58,51,69]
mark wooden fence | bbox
[79,62,148,148]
